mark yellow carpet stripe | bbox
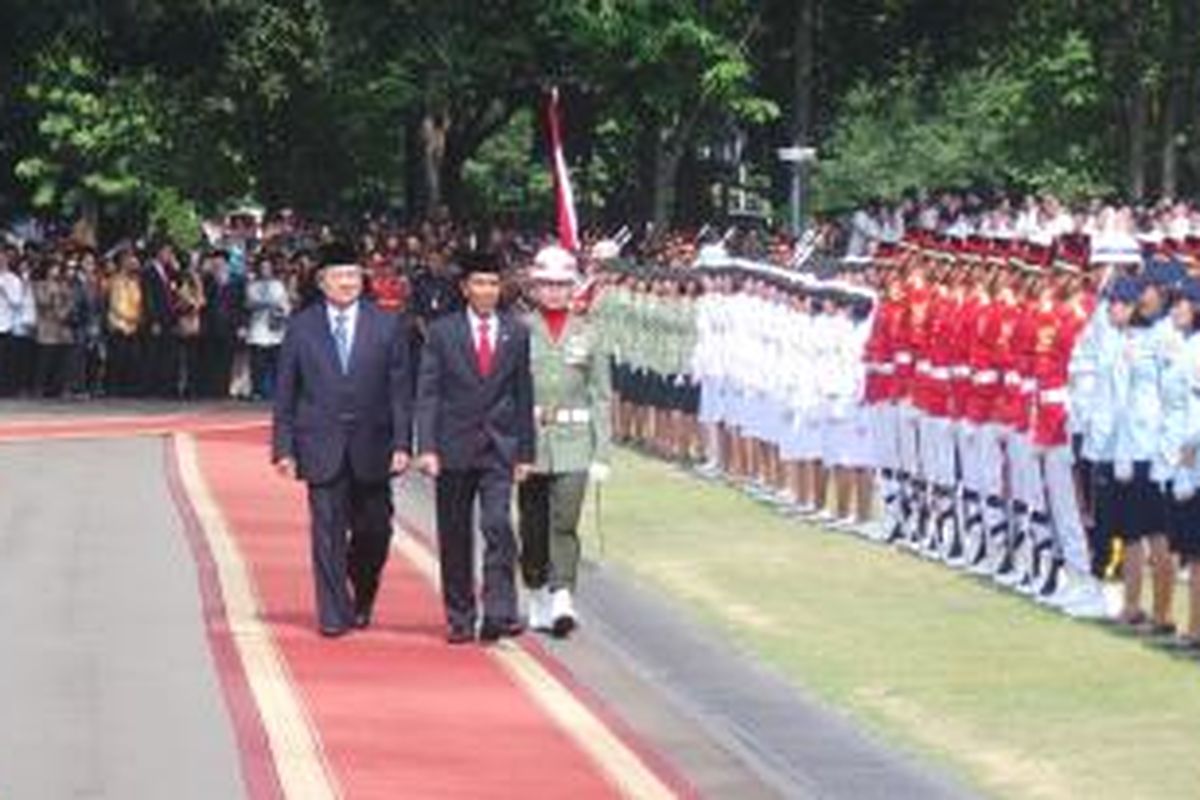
[174,433,340,800]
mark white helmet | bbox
[530,245,579,282]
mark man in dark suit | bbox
[141,241,179,397]
[272,242,413,637]
[416,253,535,644]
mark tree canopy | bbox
[2,0,1199,242]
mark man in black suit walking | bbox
[415,253,535,644]
[272,242,414,637]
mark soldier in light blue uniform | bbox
[1105,269,1174,631]
[1079,276,1137,617]
[1158,277,1200,650]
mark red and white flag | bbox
[547,87,580,252]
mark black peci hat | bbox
[318,241,360,270]
[457,250,503,278]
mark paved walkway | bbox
[0,437,245,799]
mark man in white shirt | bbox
[0,249,22,396]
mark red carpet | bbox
[192,427,624,798]
[0,412,267,442]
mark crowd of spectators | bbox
[840,190,1200,258]
[0,208,818,404]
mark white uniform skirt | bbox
[723,382,748,430]
[698,376,725,425]
[823,407,876,468]
[781,409,822,461]
[740,389,773,440]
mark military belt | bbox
[534,406,591,425]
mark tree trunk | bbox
[403,116,425,220]
[419,111,451,218]
[440,150,467,220]
[74,196,100,249]
[1183,0,1200,192]
[632,122,658,226]
[1128,80,1148,200]
[1121,0,1148,201]
[789,0,816,233]
[674,146,704,227]
[652,131,684,229]
[1162,2,1188,199]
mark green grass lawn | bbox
[578,449,1200,800]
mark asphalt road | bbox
[0,437,245,799]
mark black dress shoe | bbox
[354,611,372,630]
[319,625,350,638]
[551,614,576,639]
[479,619,525,643]
[446,626,475,645]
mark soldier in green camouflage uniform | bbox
[518,246,613,637]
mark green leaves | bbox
[15,41,178,233]
[816,23,1114,210]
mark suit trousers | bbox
[306,459,393,630]
[435,461,519,631]
[142,333,178,398]
[0,332,13,396]
[106,333,142,397]
[517,471,588,592]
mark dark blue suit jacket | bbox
[272,299,413,484]
[415,311,535,470]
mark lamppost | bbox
[776,146,817,237]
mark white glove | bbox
[588,462,611,484]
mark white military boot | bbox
[527,586,553,632]
[550,587,577,638]
[1056,570,1110,620]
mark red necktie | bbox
[477,316,494,376]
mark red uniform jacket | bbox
[1031,297,1090,447]
[897,280,932,404]
[863,294,899,405]
[949,288,984,420]
[964,292,1003,425]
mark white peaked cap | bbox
[1089,231,1142,265]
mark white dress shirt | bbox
[0,270,20,334]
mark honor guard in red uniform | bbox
[864,244,904,541]
[948,240,989,566]
[917,245,963,559]
[994,243,1050,592]
[962,240,1013,574]
[894,236,934,547]
[1026,237,1108,617]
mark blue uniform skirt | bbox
[1166,485,1200,557]
[1095,461,1166,541]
